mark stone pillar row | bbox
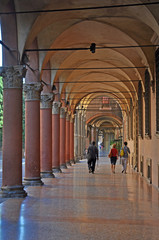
[0,65,77,198]
[74,110,87,161]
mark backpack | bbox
[120,148,124,157]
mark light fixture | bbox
[90,43,96,53]
[52,85,56,91]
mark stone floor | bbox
[0,157,159,240]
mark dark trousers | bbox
[88,158,96,172]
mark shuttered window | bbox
[138,81,143,136]
[155,48,159,133]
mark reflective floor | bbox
[0,157,159,240]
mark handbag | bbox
[87,153,92,161]
[108,150,112,158]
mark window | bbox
[145,69,151,136]
[155,48,159,133]
[130,99,133,139]
[138,81,143,136]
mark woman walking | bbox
[108,143,118,174]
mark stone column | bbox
[91,126,95,142]
[83,113,86,151]
[0,65,27,197]
[77,111,81,160]
[60,107,67,169]
[88,125,92,145]
[94,127,97,142]
[74,113,78,162]
[80,113,84,159]
[40,93,55,178]
[23,82,43,186]
[65,111,71,166]
[96,128,98,147]
[70,114,75,164]
[52,101,62,173]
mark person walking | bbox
[87,141,99,174]
[121,141,130,174]
[108,143,118,174]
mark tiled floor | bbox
[0,157,159,240]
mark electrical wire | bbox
[55,80,140,83]
[64,91,135,94]
[42,66,147,70]
[1,1,159,15]
[25,44,159,52]
[68,97,131,99]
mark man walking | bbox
[121,141,130,174]
[87,141,99,174]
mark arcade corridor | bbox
[0,157,159,240]
[1,1,159,239]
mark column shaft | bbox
[65,112,71,166]
[52,102,61,173]
[0,66,27,197]
[74,113,79,162]
[70,115,75,164]
[40,94,54,178]
[23,82,43,186]
[77,111,81,160]
[60,107,67,169]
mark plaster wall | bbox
[138,85,159,189]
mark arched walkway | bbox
[0,158,159,240]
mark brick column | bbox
[74,113,78,162]
[60,107,67,169]
[0,66,27,198]
[81,113,84,159]
[52,101,62,173]
[23,82,44,186]
[40,93,55,178]
[70,114,75,164]
[65,111,71,166]
[77,111,81,160]
[83,112,87,157]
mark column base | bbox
[70,159,75,164]
[0,185,27,198]
[60,163,67,169]
[41,171,55,178]
[52,167,62,173]
[23,177,44,186]
[66,161,72,166]
[75,158,80,163]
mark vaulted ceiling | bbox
[1,0,159,131]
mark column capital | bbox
[0,65,26,89]
[77,110,81,117]
[60,107,66,119]
[70,114,75,123]
[52,101,61,114]
[23,82,43,101]
[66,111,71,121]
[40,93,54,109]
